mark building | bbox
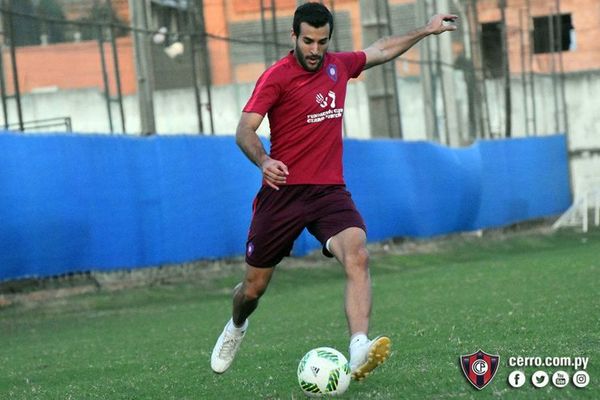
[5,0,599,96]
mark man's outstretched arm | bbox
[362,14,458,70]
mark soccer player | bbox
[211,2,457,380]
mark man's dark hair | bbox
[293,2,334,38]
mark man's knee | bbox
[353,246,369,266]
[242,284,266,301]
[330,227,367,259]
[344,246,369,275]
[241,271,272,301]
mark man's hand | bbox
[363,13,458,69]
[426,14,458,35]
[261,157,289,190]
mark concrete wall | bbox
[9,80,373,139]
[11,70,599,144]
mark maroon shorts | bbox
[245,185,366,268]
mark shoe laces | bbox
[219,332,243,359]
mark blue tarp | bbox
[0,133,571,281]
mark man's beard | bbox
[295,44,323,72]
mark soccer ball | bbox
[297,347,351,397]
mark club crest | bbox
[326,64,338,82]
[460,349,499,390]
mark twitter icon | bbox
[532,371,549,388]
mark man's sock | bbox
[349,332,368,350]
[227,318,248,335]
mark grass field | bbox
[0,227,598,399]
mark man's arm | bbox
[363,14,458,70]
[236,112,288,190]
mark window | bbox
[151,2,188,34]
[149,1,197,90]
[533,14,573,54]
[480,22,503,78]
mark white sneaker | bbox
[210,319,247,373]
[349,335,391,381]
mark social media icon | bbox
[573,371,589,388]
[552,371,569,388]
[508,370,526,388]
[532,370,549,388]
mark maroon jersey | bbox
[243,50,366,185]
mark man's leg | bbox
[211,264,275,373]
[328,227,391,381]
[327,227,371,335]
[233,265,275,326]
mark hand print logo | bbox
[315,91,336,108]
[328,90,336,108]
[315,93,328,108]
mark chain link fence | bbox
[0,0,591,145]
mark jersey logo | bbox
[326,64,338,82]
[308,90,342,123]
[315,91,336,109]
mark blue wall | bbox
[0,133,571,281]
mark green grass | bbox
[0,228,599,399]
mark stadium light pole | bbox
[129,0,156,135]
[417,0,439,141]
[525,0,537,135]
[499,0,511,138]
[555,0,569,137]
[97,25,114,133]
[519,9,529,136]
[0,2,9,130]
[187,2,204,134]
[437,0,459,146]
[196,0,214,134]
[6,0,24,131]
[109,22,127,133]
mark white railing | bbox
[553,175,600,232]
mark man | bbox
[211,2,457,381]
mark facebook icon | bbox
[509,371,526,388]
